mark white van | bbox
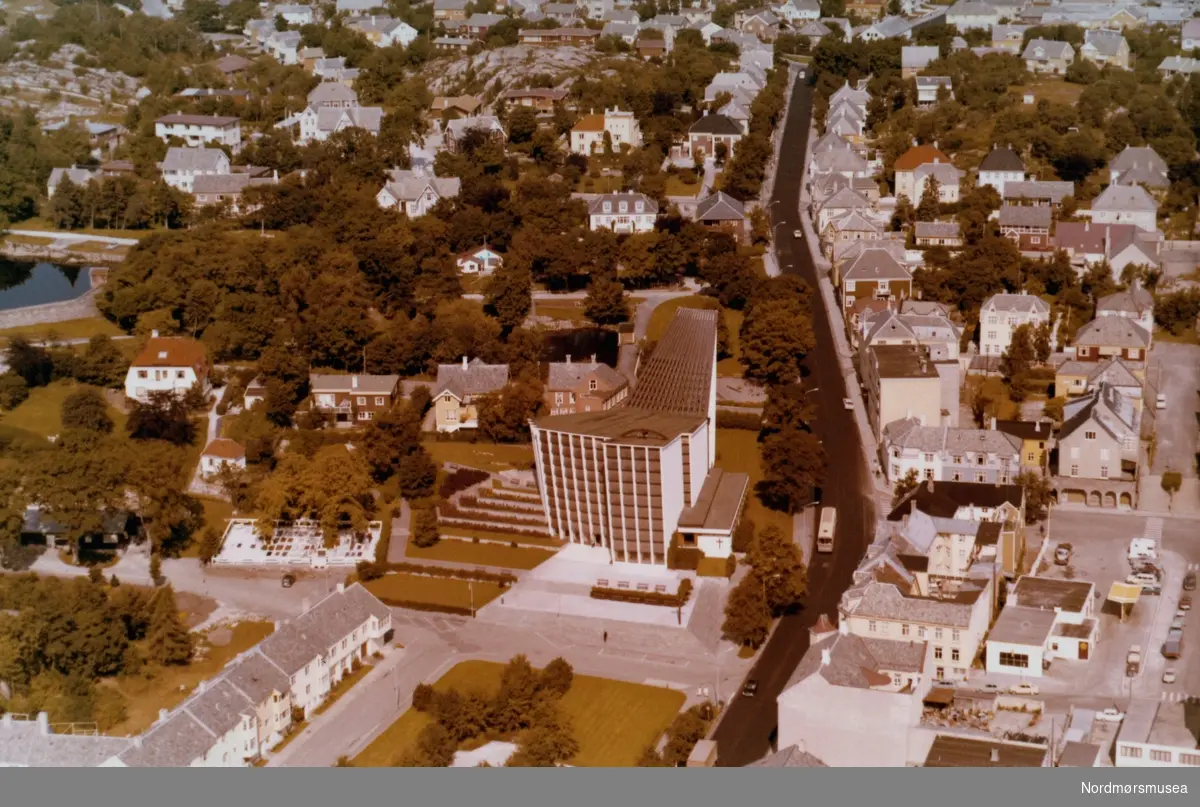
[1156,393,1167,410]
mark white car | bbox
[1096,707,1125,723]
[1009,682,1039,696]
[793,229,803,239]
[843,398,854,410]
[1163,668,1178,684]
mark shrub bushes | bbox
[376,560,517,586]
[716,410,762,430]
[590,578,693,608]
[439,468,491,498]
[666,535,701,571]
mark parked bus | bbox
[817,507,836,554]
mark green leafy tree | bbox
[507,702,579,767]
[1016,469,1054,522]
[61,388,113,434]
[583,275,630,326]
[539,657,574,697]
[891,469,920,507]
[739,298,815,385]
[0,372,29,409]
[507,106,539,144]
[484,264,533,330]
[722,573,771,648]
[74,335,129,388]
[197,528,222,565]
[747,525,807,615]
[1000,323,1038,402]
[126,390,196,445]
[410,507,440,548]
[915,175,941,221]
[757,428,826,513]
[490,653,540,734]
[147,585,192,665]
[362,403,425,482]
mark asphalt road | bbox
[712,74,877,766]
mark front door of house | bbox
[1079,641,1089,660]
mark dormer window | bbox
[158,351,168,359]
[588,379,597,391]
[603,201,612,212]
[635,201,644,213]
[619,201,628,213]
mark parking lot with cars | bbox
[1035,510,1200,704]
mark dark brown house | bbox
[309,373,401,424]
[694,191,749,243]
[688,113,744,160]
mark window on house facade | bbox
[934,647,943,659]
[1150,750,1172,762]
[1120,746,1142,759]
[892,673,902,687]
[1085,431,1096,440]
[589,379,597,391]
[976,473,985,482]
[924,469,934,481]
[1100,466,1109,478]
[951,648,960,662]
[138,370,148,379]
[868,620,877,633]
[952,472,961,481]
[998,651,1029,668]
[375,397,385,406]
[917,626,926,638]
[1180,753,1200,766]
[1071,464,1079,476]
[901,624,910,636]
[935,628,943,640]
[953,455,962,465]
[175,370,185,379]
[1027,452,1035,462]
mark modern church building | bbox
[529,309,748,565]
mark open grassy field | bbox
[965,376,1020,421]
[0,316,123,344]
[1,380,126,437]
[576,175,622,194]
[715,427,793,539]
[1010,78,1084,106]
[101,621,274,735]
[13,217,158,241]
[363,573,506,610]
[665,175,701,197]
[351,660,685,767]
[405,538,555,570]
[645,295,743,376]
[423,441,534,473]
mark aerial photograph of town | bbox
[0,0,1199,787]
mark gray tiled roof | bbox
[981,293,1050,315]
[587,193,659,216]
[434,358,510,399]
[309,373,400,395]
[546,361,627,390]
[1023,38,1073,60]
[257,584,391,675]
[901,45,939,69]
[447,115,505,141]
[980,146,1024,173]
[117,711,215,767]
[162,146,228,173]
[315,106,383,135]
[1003,180,1074,204]
[0,718,133,766]
[193,174,274,195]
[627,308,717,416]
[884,421,1021,456]
[695,191,745,221]
[999,204,1052,228]
[222,651,291,704]
[1091,182,1157,212]
[749,745,828,767]
[1096,287,1153,315]
[786,631,928,691]
[1073,316,1149,349]
[381,169,462,203]
[843,578,980,627]
[842,248,911,282]
[308,82,359,106]
[915,221,960,238]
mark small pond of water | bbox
[0,260,91,311]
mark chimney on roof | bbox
[566,354,572,364]
[337,582,345,594]
[591,353,597,364]
[158,708,170,723]
[820,648,832,666]
[990,747,1000,764]
[36,712,49,736]
[1035,420,1041,434]
[462,356,469,370]
[151,329,160,338]
[990,417,996,431]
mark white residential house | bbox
[376,169,462,217]
[901,45,939,78]
[348,15,420,47]
[945,0,998,30]
[160,146,231,193]
[776,0,820,22]
[200,438,247,478]
[587,193,659,233]
[977,146,1025,196]
[569,108,643,155]
[1023,39,1075,74]
[47,165,99,197]
[1184,19,1200,52]
[155,114,241,148]
[124,333,210,402]
[882,421,1022,485]
[1087,184,1158,232]
[266,30,302,65]
[978,292,1051,357]
[273,4,315,25]
[297,86,384,144]
[1080,29,1129,69]
[1095,287,1155,337]
[456,246,503,275]
[1108,146,1169,191]
[915,76,952,106]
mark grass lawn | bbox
[0,316,123,344]
[1,380,126,437]
[645,295,743,376]
[665,175,701,197]
[352,660,685,767]
[4,234,54,246]
[13,216,158,241]
[441,524,561,548]
[102,621,274,735]
[1154,328,1200,346]
[533,298,589,324]
[423,441,534,473]
[363,573,505,610]
[715,428,793,539]
[1011,79,1084,106]
[405,538,555,570]
[576,175,622,194]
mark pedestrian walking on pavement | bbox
[603,630,608,643]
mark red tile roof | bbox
[131,336,208,373]
[894,144,950,171]
[202,438,245,460]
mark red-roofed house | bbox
[201,438,247,478]
[124,332,210,402]
[894,144,951,204]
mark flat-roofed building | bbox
[1116,699,1200,767]
[922,734,1049,767]
[530,309,747,564]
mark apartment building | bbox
[882,420,1022,485]
[978,292,1051,357]
[861,344,945,440]
[569,108,642,154]
[160,146,230,193]
[530,309,748,564]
